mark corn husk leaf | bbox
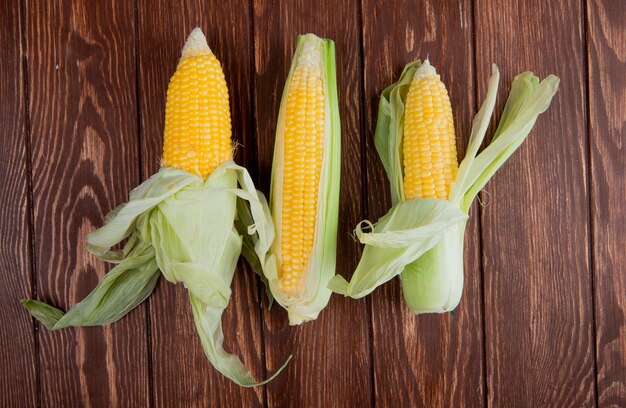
[85,168,198,260]
[328,198,466,298]
[21,244,159,330]
[236,194,274,306]
[459,73,560,210]
[447,65,500,209]
[266,34,341,325]
[400,222,466,312]
[449,68,560,212]
[373,60,422,206]
[23,161,287,386]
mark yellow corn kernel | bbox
[403,61,458,200]
[279,44,325,296]
[162,28,232,179]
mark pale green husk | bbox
[23,161,289,386]
[328,198,467,298]
[330,61,559,314]
[262,34,341,325]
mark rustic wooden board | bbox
[3,0,626,406]
[587,0,626,405]
[360,1,485,406]
[251,0,372,406]
[24,0,148,406]
[474,0,596,406]
[0,1,37,406]
[136,0,265,406]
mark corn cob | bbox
[267,34,341,324]
[162,28,232,178]
[402,61,458,200]
[278,41,326,296]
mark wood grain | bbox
[136,0,265,405]
[24,0,148,405]
[0,1,37,406]
[3,1,626,405]
[360,1,485,406]
[586,0,626,405]
[251,0,371,406]
[474,0,596,405]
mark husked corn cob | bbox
[268,34,340,325]
[162,28,232,179]
[279,43,326,296]
[403,61,458,200]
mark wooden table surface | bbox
[1,0,624,406]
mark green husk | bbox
[261,34,341,325]
[21,244,159,329]
[400,222,466,312]
[331,61,559,314]
[451,70,561,211]
[23,161,288,386]
[372,60,422,206]
[328,198,467,298]
[235,195,274,306]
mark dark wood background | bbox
[1,0,624,406]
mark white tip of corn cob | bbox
[414,59,437,79]
[295,34,322,74]
[182,27,211,57]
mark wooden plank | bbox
[136,1,265,405]
[586,0,626,405]
[0,1,37,406]
[360,1,484,406]
[474,0,595,405]
[24,1,148,405]
[251,0,371,405]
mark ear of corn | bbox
[403,61,458,200]
[330,60,559,314]
[328,62,468,299]
[22,28,288,386]
[162,30,232,178]
[259,34,341,325]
